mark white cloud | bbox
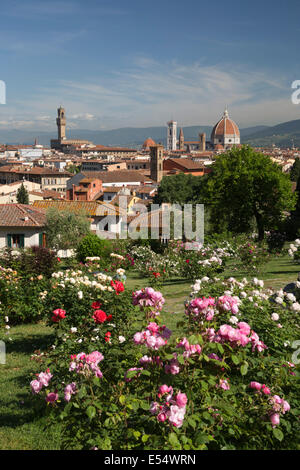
[1,57,298,130]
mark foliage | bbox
[266,231,286,254]
[205,146,296,240]
[44,208,90,252]
[16,183,29,205]
[153,173,205,205]
[237,241,270,273]
[290,157,300,182]
[76,233,112,263]
[28,273,300,450]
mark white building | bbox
[0,204,46,249]
[167,120,177,151]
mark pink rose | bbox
[159,385,172,395]
[157,412,167,422]
[269,412,280,428]
[250,381,262,391]
[30,379,43,394]
[261,385,271,395]
[176,393,188,407]
[237,322,251,336]
[86,351,104,365]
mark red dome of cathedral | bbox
[211,109,240,149]
[143,137,156,150]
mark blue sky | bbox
[0,0,300,131]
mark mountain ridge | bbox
[0,124,269,148]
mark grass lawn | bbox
[0,323,60,450]
[0,251,299,450]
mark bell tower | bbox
[179,128,184,150]
[199,133,206,151]
[150,144,164,183]
[56,106,66,141]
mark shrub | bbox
[76,233,112,263]
[29,274,300,450]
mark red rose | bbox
[91,301,102,310]
[52,308,66,322]
[110,280,124,295]
[92,309,108,324]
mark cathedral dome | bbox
[143,137,156,150]
[211,109,240,149]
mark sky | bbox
[0,0,300,132]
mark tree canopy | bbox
[205,146,296,239]
[153,172,205,205]
[16,183,29,205]
[290,157,300,182]
[44,208,91,251]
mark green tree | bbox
[68,164,81,174]
[290,157,300,182]
[154,173,204,204]
[16,183,29,204]
[205,146,296,240]
[44,208,91,251]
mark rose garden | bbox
[0,232,300,450]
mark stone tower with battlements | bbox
[56,106,66,141]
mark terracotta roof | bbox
[32,200,123,216]
[29,189,65,200]
[81,170,152,184]
[0,166,72,176]
[167,158,204,170]
[211,110,240,140]
[0,204,46,227]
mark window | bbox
[7,234,25,248]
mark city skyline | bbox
[0,0,300,132]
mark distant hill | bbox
[243,119,300,148]
[0,124,269,148]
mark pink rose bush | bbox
[209,322,267,352]
[249,382,290,428]
[69,351,104,379]
[185,296,215,321]
[185,294,240,323]
[133,322,172,350]
[132,287,165,319]
[150,386,188,428]
[30,369,53,394]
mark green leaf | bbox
[240,363,248,376]
[86,406,96,420]
[273,428,284,442]
[169,432,180,447]
[93,377,101,387]
[189,335,198,345]
[231,354,240,365]
[119,395,126,405]
[177,355,185,365]
[188,417,196,429]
